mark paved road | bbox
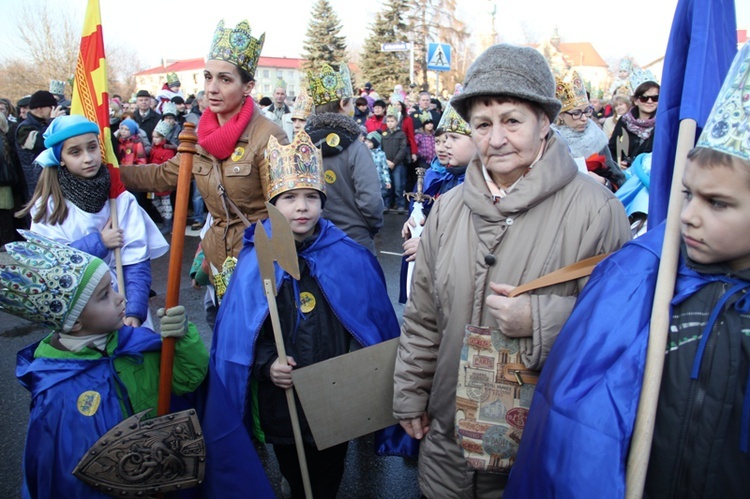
[0,212,421,498]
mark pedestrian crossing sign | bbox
[427,43,451,71]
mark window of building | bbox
[263,70,270,78]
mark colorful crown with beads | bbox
[208,20,265,77]
[306,63,354,106]
[696,43,750,162]
[275,78,287,91]
[555,70,589,113]
[629,67,659,90]
[166,72,180,86]
[0,231,109,333]
[266,131,325,201]
[291,88,313,120]
[437,102,471,136]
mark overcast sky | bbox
[0,0,747,70]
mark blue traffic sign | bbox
[427,43,451,71]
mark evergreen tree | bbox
[301,0,348,73]
[360,0,411,97]
[406,0,471,94]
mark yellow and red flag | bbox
[70,0,126,198]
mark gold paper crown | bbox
[696,42,750,162]
[437,102,471,136]
[266,131,325,201]
[291,88,313,120]
[208,20,265,77]
[386,104,401,118]
[555,70,589,113]
[614,84,632,99]
[166,72,180,86]
[306,63,354,106]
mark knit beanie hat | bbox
[34,115,100,167]
[120,118,139,136]
[366,131,381,149]
[451,44,562,122]
[29,90,58,110]
[0,231,110,333]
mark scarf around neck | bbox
[620,108,656,141]
[553,119,609,158]
[58,164,110,213]
[198,98,254,160]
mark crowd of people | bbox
[1,14,749,499]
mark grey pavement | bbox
[0,212,421,498]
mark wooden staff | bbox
[110,201,126,294]
[157,122,198,416]
[625,119,696,498]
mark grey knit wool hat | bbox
[451,44,562,123]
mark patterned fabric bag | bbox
[455,324,539,473]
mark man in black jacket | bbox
[132,89,161,143]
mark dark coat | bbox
[133,108,161,142]
[381,127,408,166]
[14,112,48,199]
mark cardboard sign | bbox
[291,338,400,450]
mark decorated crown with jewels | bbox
[307,63,354,106]
[208,20,265,77]
[0,231,109,332]
[166,72,180,86]
[555,70,589,113]
[437,102,471,136]
[629,67,659,90]
[266,131,325,201]
[696,43,750,162]
[291,88,313,120]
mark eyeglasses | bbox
[563,107,594,119]
[638,94,659,103]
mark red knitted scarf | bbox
[197,98,254,160]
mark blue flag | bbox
[648,0,737,228]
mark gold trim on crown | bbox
[266,131,325,201]
[437,102,471,136]
[307,63,354,106]
[555,70,589,113]
[696,43,750,162]
[208,20,265,77]
[291,88,314,120]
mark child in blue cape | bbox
[506,44,750,499]
[2,231,207,498]
[209,131,412,499]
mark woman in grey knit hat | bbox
[393,44,632,498]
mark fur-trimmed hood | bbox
[305,112,362,157]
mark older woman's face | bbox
[204,59,254,124]
[469,99,549,184]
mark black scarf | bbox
[58,165,110,213]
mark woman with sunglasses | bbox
[553,71,625,191]
[608,80,660,169]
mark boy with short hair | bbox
[4,231,208,498]
[381,106,408,213]
[506,43,750,498]
[209,131,403,499]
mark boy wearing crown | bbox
[210,131,402,499]
[3,231,208,498]
[506,43,750,498]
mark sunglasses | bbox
[638,94,659,103]
[563,107,594,119]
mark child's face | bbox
[365,139,374,150]
[681,158,750,271]
[424,122,434,132]
[152,132,164,145]
[444,132,477,167]
[292,117,306,133]
[274,189,322,242]
[434,134,449,165]
[60,133,102,178]
[72,274,125,336]
[386,116,398,130]
[118,123,132,139]
[357,104,368,112]
[164,116,176,125]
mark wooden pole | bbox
[625,118,696,498]
[110,200,125,295]
[156,122,197,416]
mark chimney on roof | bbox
[551,26,560,49]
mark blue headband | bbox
[35,115,100,167]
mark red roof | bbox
[134,56,306,76]
[556,42,608,68]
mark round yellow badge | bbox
[299,291,316,313]
[231,146,245,162]
[325,133,340,148]
[77,390,101,417]
[324,170,336,184]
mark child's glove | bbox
[157,305,187,339]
